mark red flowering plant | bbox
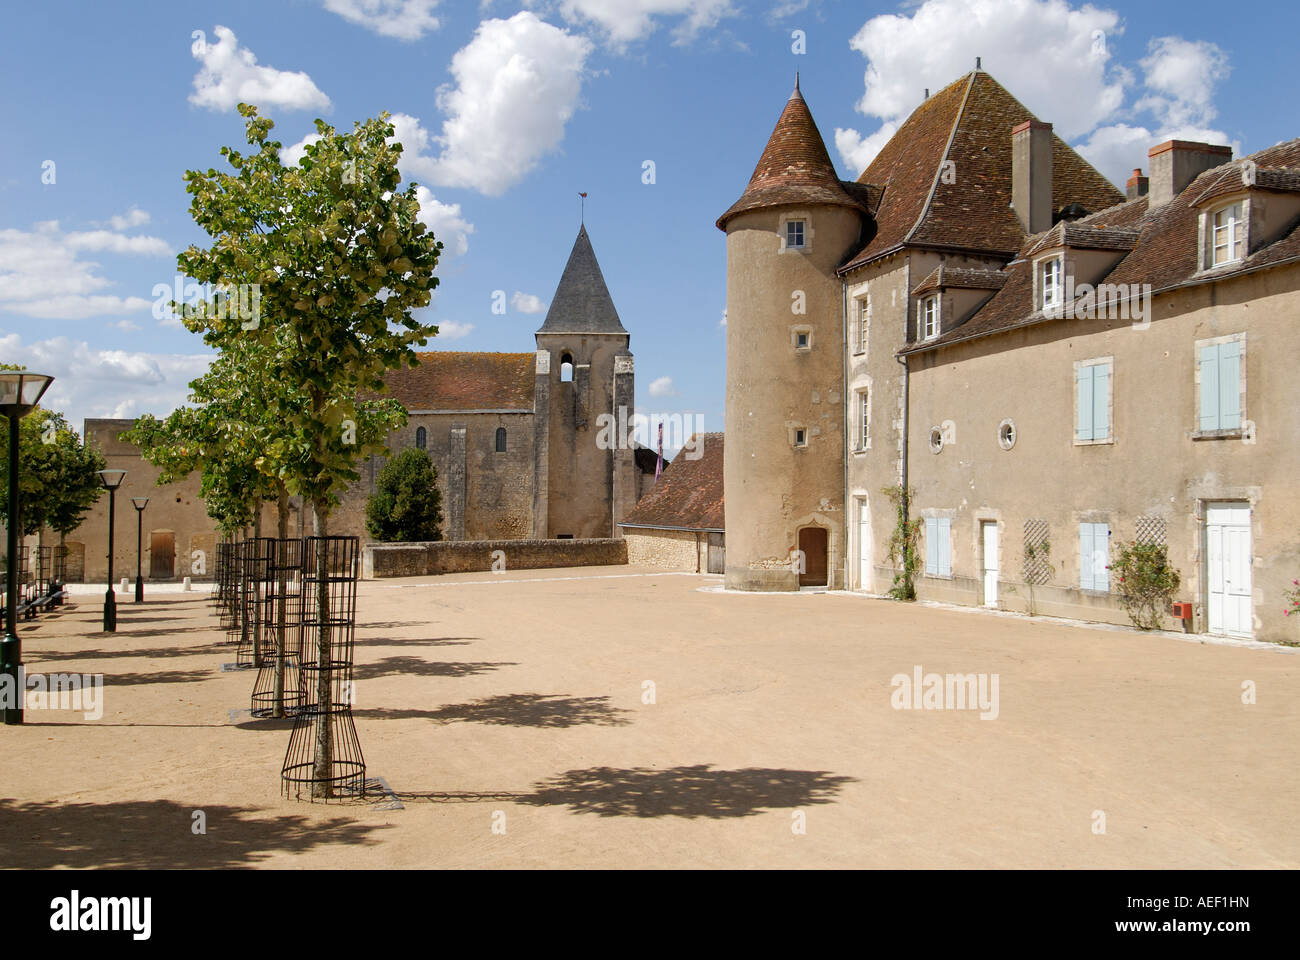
[1285,579,1300,618]
[1109,540,1181,631]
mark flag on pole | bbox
[655,421,664,482]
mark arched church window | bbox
[415,426,426,450]
[495,427,507,453]
[560,353,574,382]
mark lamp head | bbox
[98,468,127,491]
[0,371,54,417]
[131,497,150,511]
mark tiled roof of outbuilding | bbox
[840,70,1124,273]
[716,79,870,229]
[378,352,536,411]
[619,433,724,532]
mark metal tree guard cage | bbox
[224,540,247,644]
[237,538,276,667]
[213,541,232,620]
[251,537,306,719]
[281,536,365,800]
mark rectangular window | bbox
[919,296,939,341]
[857,390,869,450]
[1198,339,1243,432]
[1211,203,1244,266]
[1078,522,1110,592]
[924,517,951,577]
[794,428,807,447]
[1040,257,1062,311]
[856,299,868,354]
[1075,360,1112,442]
[786,220,805,249]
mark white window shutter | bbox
[1079,524,1094,591]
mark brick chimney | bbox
[1012,120,1053,234]
[1126,168,1149,201]
[1147,140,1233,209]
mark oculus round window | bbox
[998,419,1017,450]
[929,427,944,454]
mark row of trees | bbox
[128,103,444,794]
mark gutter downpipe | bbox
[841,277,850,592]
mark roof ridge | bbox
[903,70,978,246]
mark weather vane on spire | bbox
[579,191,588,225]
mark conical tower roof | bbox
[537,224,626,335]
[716,77,867,229]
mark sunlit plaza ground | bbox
[2,565,1297,869]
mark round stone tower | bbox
[716,77,869,591]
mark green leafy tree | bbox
[1111,541,1182,631]
[178,103,440,793]
[366,448,443,542]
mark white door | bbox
[981,522,999,607]
[1206,503,1252,638]
[857,499,871,593]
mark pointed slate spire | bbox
[537,224,626,335]
[716,78,865,229]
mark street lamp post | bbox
[131,497,149,603]
[98,469,127,632]
[1,371,54,726]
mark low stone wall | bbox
[362,538,627,579]
[623,529,703,572]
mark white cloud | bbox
[190,25,331,113]
[419,13,592,195]
[322,0,441,40]
[833,1,1235,191]
[0,221,169,320]
[112,319,142,333]
[413,186,475,258]
[0,333,213,435]
[1078,36,1234,185]
[648,375,675,397]
[280,132,322,167]
[510,291,547,314]
[537,0,737,48]
[434,319,474,339]
[100,208,151,231]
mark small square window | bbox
[786,220,806,249]
[796,331,809,348]
[794,429,807,447]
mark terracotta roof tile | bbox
[376,352,536,411]
[717,81,868,229]
[903,138,1300,355]
[841,71,1124,273]
[619,433,724,531]
[911,264,1008,296]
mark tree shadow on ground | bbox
[423,694,631,728]
[521,765,856,818]
[0,798,387,868]
[28,640,227,664]
[352,636,476,649]
[351,656,516,680]
[398,764,856,819]
[104,669,215,686]
[355,620,431,631]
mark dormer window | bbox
[1039,256,1063,312]
[786,220,806,249]
[918,295,939,341]
[1210,202,1245,266]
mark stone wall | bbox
[623,529,703,571]
[363,537,628,579]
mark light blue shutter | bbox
[938,519,951,576]
[1092,365,1109,441]
[1218,340,1241,430]
[1093,525,1110,592]
[925,518,938,576]
[1199,344,1221,431]
[1079,524,1095,591]
[1076,366,1095,440]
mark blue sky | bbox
[2,0,1296,455]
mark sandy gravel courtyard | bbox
[1,565,1296,869]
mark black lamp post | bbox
[131,497,149,603]
[1,371,54,725]
[98,468,127,632]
